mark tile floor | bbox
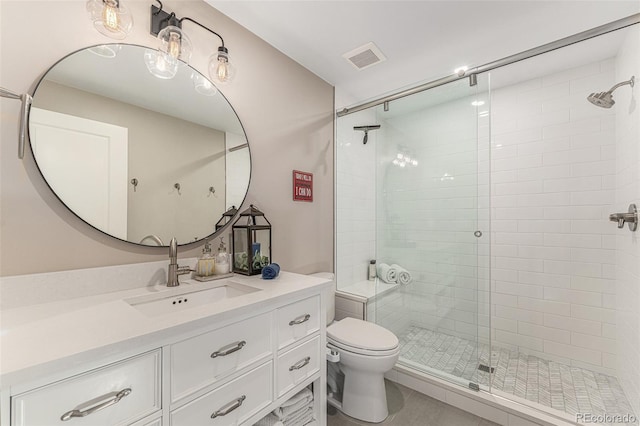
[397,326,637,425]
[327,380,500,426]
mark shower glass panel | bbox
[368,75,491,391]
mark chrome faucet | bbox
[167,237,192,287]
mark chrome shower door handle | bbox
[609,204,638,231]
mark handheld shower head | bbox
[587,76,634,109]
[354,125,381,144]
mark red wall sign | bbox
[293,170,313,202]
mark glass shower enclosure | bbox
[336,20,640,423]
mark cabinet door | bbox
[170,362,272,426]
[277,296,320,349]
[170,312,272,403]
[12,351,161,426]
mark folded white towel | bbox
[274,388,313,419]
[280,387,313,408]
[283,407,314,426]
[254,412,284,426]
[376,263,397,284]
[391,264,412,285]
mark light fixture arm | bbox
[1,87,32,159]
[179,17,225,48]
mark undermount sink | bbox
[125,280,261,317]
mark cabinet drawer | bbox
[170,361,272,426]
[277,336,320,397]
[131,416,162,426]
[11,350,161,426]
[277,296,320,349]
[171,312,272,403]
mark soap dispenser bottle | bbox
[196,241,215,277]
[214,238,230,275]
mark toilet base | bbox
[340,364,389,423]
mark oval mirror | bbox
[28,44,251,246]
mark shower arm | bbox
[607,76,635,93]
[0,87,32,160]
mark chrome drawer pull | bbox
[289,314,311,326]
[60,388,132,421]
[210,395,246,419]
[211,340,246,358]
[289,356,311,371]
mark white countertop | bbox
[1,270,331,386]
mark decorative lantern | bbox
[232,205,272,275]
[215,205,238,231]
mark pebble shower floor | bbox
[397,326,637,425]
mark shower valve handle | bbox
[609,204,637,231]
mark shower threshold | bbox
[397,326,637,425]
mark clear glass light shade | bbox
[86,0,133,40]
[144,49,179,80]
[191,72,217,96]
[157,25,192,63]
[145,26,191,80]
[88,44,122,58]
[208,49,236,84]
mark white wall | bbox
[0,1,334,276]
[614,25,640,416]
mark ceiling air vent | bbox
[342,42,387,71]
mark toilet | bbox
[310,272,400,423]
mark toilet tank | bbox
[309,272,335,324]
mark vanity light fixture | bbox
[147,0,236,84]
[86,0,133,40]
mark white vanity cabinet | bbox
[2,274,328,426]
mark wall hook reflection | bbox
[209,186,216,197]
[131,178,138,192]
[174,183,181,195]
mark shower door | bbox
[371,75,491,391]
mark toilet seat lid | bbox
[327,317,399,351]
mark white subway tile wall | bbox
[336,109,377,290]
[491,58,619,375]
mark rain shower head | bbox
[587,76,634,108]
[354,125,381,144]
